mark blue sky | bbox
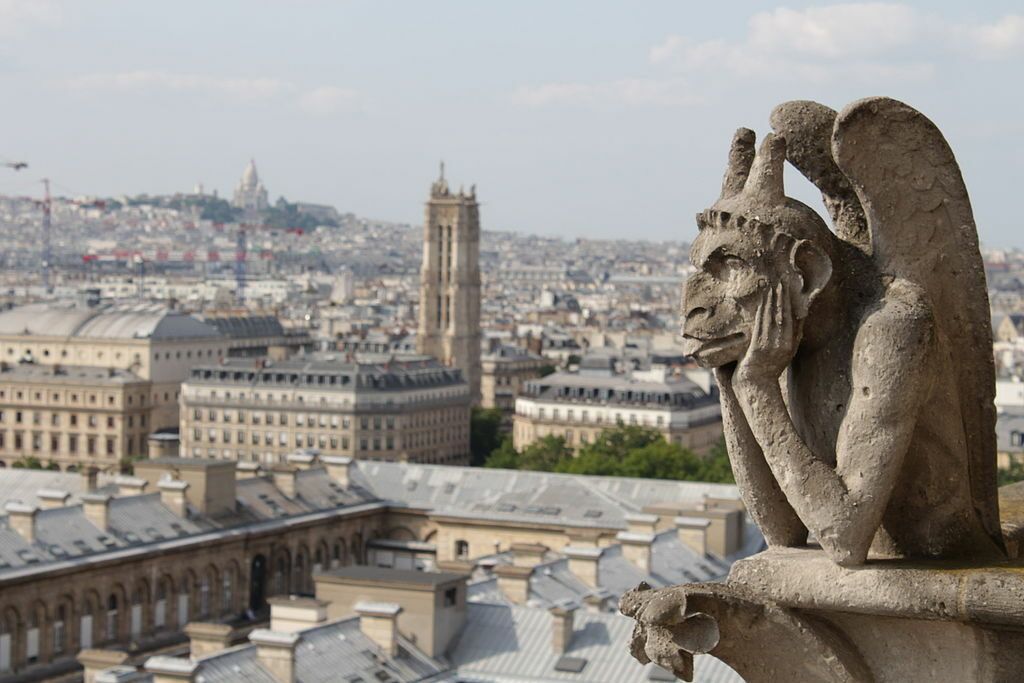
[1,1,1022,245]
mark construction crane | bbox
[41,178,52,292]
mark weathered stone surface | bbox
[626,97,1020,681]
[680,96,1003,567]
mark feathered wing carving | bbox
[831,96,1002,548]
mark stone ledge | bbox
[728,547,1024,626]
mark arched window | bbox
[154,582,167,629]
[26,610,39,664]
[106,594,118,643]
[455,540,470,559]
[222,571,233,614]
[332,543,342,568]
[199,577,210,618]
[130,590,143,638]
[275,557,288,594]
[53,604,67,656]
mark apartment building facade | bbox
[179,355,471,465]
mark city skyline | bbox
[1,1,1023,246]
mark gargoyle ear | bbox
[789,239,832,318]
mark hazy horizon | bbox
[1,1,1022,246]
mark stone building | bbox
[0,364,151,470]
[231,159,269,215]
[0,303,229,441]
[0,455,755,682]
[179,355,471,465]
[416,165,482,404]
[513,365,723,455]
[479,344,549,419]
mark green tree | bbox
[998,460,1024,487]
[470,407,504,467]
[44,459,60,471]
[538,364,557,378]
[484,436,520,469]
[12,456,43,469]
[518,435,573,471]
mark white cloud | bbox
[0,0,61,37]
[510,78,701,108]
[650,5,1023,83]
[67,71,289,99]
[298,85,362,115]
[968,15,1024,58]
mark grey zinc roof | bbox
[0,468,116,509]
[202,315,285,339]
[352,461,741,531]
[186,618,446,683]
[0,302,221,340]
[450,602,742,683]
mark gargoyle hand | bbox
[736,281,797,385]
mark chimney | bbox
[249,630,299,683]
[236,461,261,479]
[272,465,298,498]
[322,456,353,488]
[675,516,711,556]
[269,596,328,634]
[550,601,577,654]
[184,622,233,658]
[564,546,603,588]
[158,479,189,517]
[5,501,37,543]
[81,466,99,493]
[115,475,148,497]
[510,542,547,568]
[625,512,659,535]
[564,528,603,548]
[37,488,71,510]
[493,564,533,604]
[355,602,402,658]
[82,494,112,531]
[617,531,655,574]
[77,649,130,683]
[286,452,317,471]
[143,656,197,683]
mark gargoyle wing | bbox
[831,96,1001,549]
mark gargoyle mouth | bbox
[682,332,746,358]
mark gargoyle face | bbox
[681,226,768,367]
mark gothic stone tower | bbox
[417,164,482,404]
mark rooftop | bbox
[0,302,221,340]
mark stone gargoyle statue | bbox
[622,97,1013,681]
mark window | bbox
[106,416,115,428]
[455,540,469,559]
[88,415,97,428]
[444,587,457,607]
[106,438,115,456]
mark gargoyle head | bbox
[681,130,834,368]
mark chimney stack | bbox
[269,596,328,634]
[5,501,37,543]
[37,488,71,510]
[158,479,189,517]
[249,630,299,683]
[323,455,353,488]
[82,493,112,531]
[625,512,659,535]
[675,516,711,556]
[143,656,198,683]
[115,475,148,497]
[78,650,132,683]
[271,465,298,498]
[286,452,317,471]
[81,466,99,493]
[617,531,655,574]
[550,601,577,653]
[493,564,533,604]
[564,546,603,588]
[236,461,261,479]
[355,602,402,658]
[184,622,233,658]
[511,542,547,568]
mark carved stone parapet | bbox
[622,548,1024,682]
